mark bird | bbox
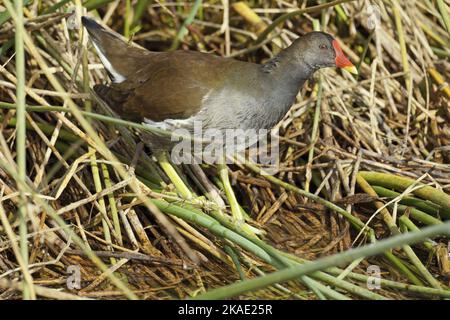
[82,16,356,134]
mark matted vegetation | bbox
[0,0,449,300]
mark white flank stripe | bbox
[92,42,126,84]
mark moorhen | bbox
[81,16,357,135]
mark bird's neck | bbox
[261,47,315,88]
[255,49,316,126]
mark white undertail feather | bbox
[143,116,196,131]
[92,42,126,84]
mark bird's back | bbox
[102,50,263,123]
[82,17,264,124]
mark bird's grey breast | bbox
[198,82,298,130]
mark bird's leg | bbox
[156,151,193,200]
[189,163,226,209]
[217,160,244,225]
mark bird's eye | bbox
[319,44,327,50]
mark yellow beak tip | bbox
[343,65,359,75]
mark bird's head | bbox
[291,31,358,75]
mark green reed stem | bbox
[359,172,450,217]
[170,0,202,50]
[254,0,357,45]
[372,185,443,219]
[436,0,450,36]
[6,0,32,300]
[194,222,450,299]
[236,155,369,233]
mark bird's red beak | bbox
[332,39,358,74]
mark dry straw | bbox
[0,0,449,300]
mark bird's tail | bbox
[81,16,148,83]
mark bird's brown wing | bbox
[95,50,240,122]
